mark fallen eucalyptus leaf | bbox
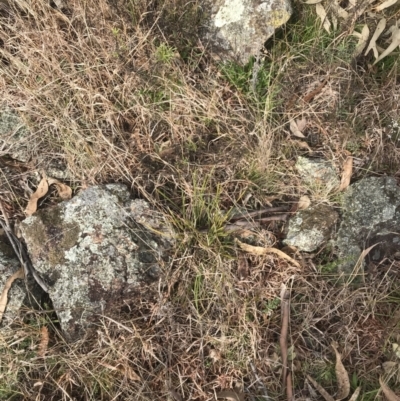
[331,13,338,31]
[316,4,331,33]
[348,243,378,285]
[348,387,361,401]
[298,195,311,210]
[333,0,349,20]
[353,25,370,56]
[339,156,353,191]
[306,374,335,401]
[365,18,387,59]
[379,377,400,401]
[0,268,25,323]
[290,119,306,138]
[393,343,400,359]
[235,239,301,268]
[47,177,72,200]
[25,176,49,216]
[376,0,399,11]
[331,342,350,400]
[296,117,307,132]
[296,141,312,151]
[374,25,400,65]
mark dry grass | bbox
[1,0,400,400]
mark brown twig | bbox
[280,284,290,389]
[223,214,289,233]
[229,207,288,222]
[286,372,293,401]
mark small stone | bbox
[296,156,340,192]
[284,204,339,252]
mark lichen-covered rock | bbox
[336,176,400,273]
[203,0,292,64]
[20,185,175,341]
[296,157,340,192]
[283,204,338,252]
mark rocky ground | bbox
[0,0,400,400]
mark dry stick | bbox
[280,284,290,390]
[229,207,288,221]
[224,215,289,232]
[257,214,289,223]
[286,372,293,401]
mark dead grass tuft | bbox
[1,0,400,400]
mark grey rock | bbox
[284,204,339,252]
[336,176,400,273]
[20,184,175,341]
[296,156,340,192]
[0,110,31,162]
[203,0,292,64]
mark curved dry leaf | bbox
[393,343,400,359]
[298,195,311,210]
[25,176,49,216]
[332,0,349,20]
[354,25,370,56]
[38,326,49,357]
[331,342,350,400]
[316,4,331,33]
[349,387,361,401]
[306,374,335,401]
[374,26,400,65]
[339,156,353,191]
[296,117,307,132]
[0,268,25,323]
[216,390,245,401]
[331,14,338,31]
[47,177,72,200]
[296,141,312,151]
[289,119,306,138]
[376,0,399,11]
[365,18,387,58]
[380,377,400,401]
[235,239,301,268]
